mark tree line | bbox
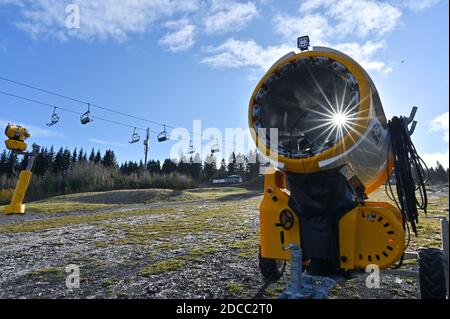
[427,161,449,184]
[0,146,448,184]
[0,146,448,204]
[0,146,263,183]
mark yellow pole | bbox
[4,170,32,214]
[3,144,40,215]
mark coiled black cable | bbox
[387,116,429,236]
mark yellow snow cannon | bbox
[249,45,409,277]
[4,123,31,153]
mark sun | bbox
[332,112,349,127]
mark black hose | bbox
[387,116,428,236]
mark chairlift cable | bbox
[0,75,248,148]
[0,89,244,155]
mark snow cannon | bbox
[250,43,426,282]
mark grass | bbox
[26,201,116,214]
[140,259,186,276]
[0,187,251,214]
[225,282,246,297]
[0,208,167,234]
[0,189,14,205]
[104,278,119,286]
[28,267,64,277]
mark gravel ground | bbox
[0,186,447,299]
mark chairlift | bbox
[188,140,195,155]
[80,103,93,125]
[158,125,169,142]
[129,127,140,144]
[46,107,60,127]
[211,139,220,154]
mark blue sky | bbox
[0,0,448,167]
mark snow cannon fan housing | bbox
[249,47,393,194]
[4,123,31,153]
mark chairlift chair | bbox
[129,127,140,144]
[211,139,220,154]
[158,125,169,142]
[80,103,93,125]
[46,107,60,127]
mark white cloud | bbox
[421,150,449,169]
[273,13,331,45]
[159,19,196,53]
[203,0,258,35]
[267,0,402,74]
[334,41,393,74]
[422,112,449,168]
[202,38,393,74]
[402,0,441,12]
[299,0,402,38]
[2,0,200,42]
[89,138,127,147]
[206,0,399,73]
[429,112,449,143]
[202,38,293,71]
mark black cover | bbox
[287,168,358,275]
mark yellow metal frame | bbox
[339,202,405,269]
[260,167,300,260]
[260,168,405,270]
[4,170,32,215]
[5,139,27,153]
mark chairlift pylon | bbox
[188,140,195,155]
[46,107,60,127]
[80,103,93,125]
[129,127,140,144]
[158,125,169,142]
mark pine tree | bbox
[217,158,227,178]
[62,148,72,173]
[89,148,96,162]
[162,159,177,175]
[0,150,8,175]
[190,153,202,180]
[53,147,64,174]
[102,150,118,168]
[227,152,237,176]
[77,148,85,163]
[202,155,217,182]
[71,148,78,165]
[177,155,190,176]
[246,150,260,180]
[435,161,448,183]
[94,150,102,164]
[147,160,161,174]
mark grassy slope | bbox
[0,187,250,214]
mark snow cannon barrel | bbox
[249,47,393,194]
